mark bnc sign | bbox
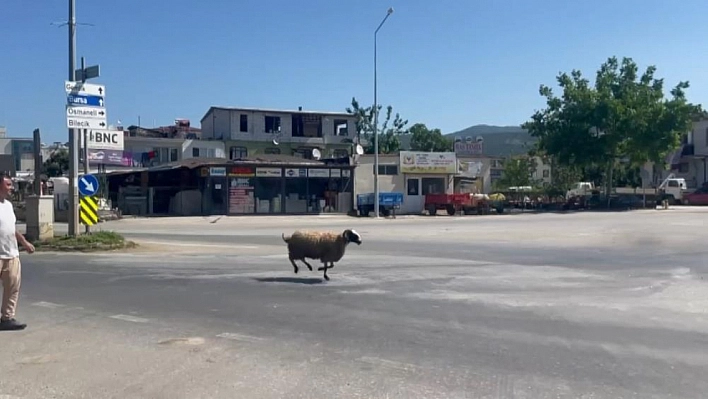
[80,129,125,150]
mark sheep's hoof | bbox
[323,274,330,281]
[293,268,299,274]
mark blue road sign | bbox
[67,94,104,107]
[78,174,100,196]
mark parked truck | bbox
[425,193,491,216]
[356,192,404,217]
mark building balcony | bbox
[229,132,351,145]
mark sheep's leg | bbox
[322,265,330,281]
[289,256,299,274]
[317,262,334,271]
[301,259,314,271]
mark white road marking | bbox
[357,356,417,372]
[216,332,264,343]
[32,301,65,309]
[109,314,149,323]
[139,241,259,249]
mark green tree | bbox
[346,97,409,154]
[408,123,452,152]
[523,56,701,205]
[493,156,539,190]
[42,149,69,177]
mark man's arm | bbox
[16,231,35,253]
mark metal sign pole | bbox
[83,130,90,234]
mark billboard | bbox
[399,151,457,174]
[453,135,484,156]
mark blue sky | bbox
[1,0,707,142]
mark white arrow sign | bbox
[65,81,105,97]
[80,177,95,193]
[66,105,107,120]
[67,117,108,130]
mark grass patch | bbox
[34,231,137,252]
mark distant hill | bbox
[444,124,536,158]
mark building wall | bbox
[182,139,226,159]
[354,154,404,195]
[693,119,708,156]
[202,108,356,147]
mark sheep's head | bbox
[343,229,362,245]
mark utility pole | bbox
[67,0,79,236]
[373,7,394,218]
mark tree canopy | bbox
[41,149,69,178]
[523,56,701,193]
[408,123,452,152]
[346,97,409,154]
[493,156,539,191]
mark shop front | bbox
[226,164,353,215]
[399,151,456,214]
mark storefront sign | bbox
[256,167,282,177]
[229,177,254,214]
[330,169,341,178]
[209,167,226,177]
[285,168,306,178]
[229,166,255,177]
[454,141,484,156]
[308,169,330,178]
[399,151,457,174]
[458,161,483,178]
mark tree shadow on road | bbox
[252,277,324,285]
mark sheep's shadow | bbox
[253,277,325,285]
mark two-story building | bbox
[200,106,358,161]
[663,119,708,188]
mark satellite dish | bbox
[272,138,279,145]
[355,144,364,155]
[312,148,321,160]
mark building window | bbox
[192,148,199,157]
[265,116,281,133]
[422,177,446,195]
[333,119,348,136]
[333,149,349,158]
[375,164,398,175]
[230,146,248,160]
[264,147,280,154]
[170,148,179,162]
[240,115,248,132]
[543,169,550,178]
[679,162,690,173]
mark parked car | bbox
[683,186,708,205]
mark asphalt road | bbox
[3,210,708,398]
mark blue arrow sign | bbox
[79,174,100,196]
[67,94,104,107]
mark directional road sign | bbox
[66,106,106,120]
[67,118,107,129]
[78,174,100,196]
[65,81,105,97]
[67,94,104,107]
[79,196,99,226]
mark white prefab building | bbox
[354,151,456,215]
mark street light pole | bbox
[67,0,79,236]
[373,7,394,219]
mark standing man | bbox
[0,173,34,331]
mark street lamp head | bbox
[387,7,394,15]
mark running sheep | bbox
[281,229,362,281]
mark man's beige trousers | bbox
[0,257,21,320]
